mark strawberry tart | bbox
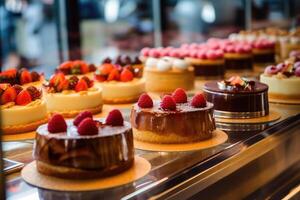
[260,60,300,100]
[94,62,145,104]
[130,89,215,144]
[1,84,47,134]
[34,109,134,179]
[55,60,96,78]
[43,73,102,117]
[0,68,43,88]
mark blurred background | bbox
[0,0,299,76]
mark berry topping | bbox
[160,95,176,111]
[31,71,41,82]
[81,76,93,87]
[49,73,65,86]
[206,50,218,60]
[294,62,300,69]
[74,111,93,126]
[77,118,98,135]
[191,93,206,108]
[68,76,79,89]
[264,65,279,75]
[57,79,69,92]
[16,90,32,105]
[75,78,88,92]
[172,88,187,103]
[107,68,120,81]
[1,87,17,105]
[26,86,41,100]
[138,93,153,108]
[48,114,67,133]
[13,85,23,95]
[105,109,124,126]
[295,67,300,77]
[276,63,286,71]
[100,63,114,75]
[20,70,32,85]
[120,68,134,82]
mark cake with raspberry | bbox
[44,74,102,117]
[0,68,43,88]
[34,109,134,179]
[102,55,143,69]
[130,89,215,144]
[203,76,269,119]
[94,63,145,104]
[260,60,300,100]
[143,55,194,92]
[251,39,276,66]
[1,84,47,134]
[55,60,96,78]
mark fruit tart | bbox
[1,84,47,134]
[43,73,103,117]
[130,89,215,144]
[34,110,134,179]
[94,63,145,104]
[55,60,96,78]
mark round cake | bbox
[34,110,134,179]
[130,89,215,144]
[55,60,96,79]
[44,74,102,117]
[252,39,276,66]
[203,76,269,119]
[94,62,145,104]
[144,57,194,92]
[1,84,47,134]
[260,60,300,100]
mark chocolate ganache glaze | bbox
[203,77,269,118]
[130,100,215,140]
[34,120,134,178]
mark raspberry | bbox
[160,95,176,111]
[73,111,93,126]
[191,93,206,108]
[105,109,124,126]
[47,114,67,133]
[77,118,98,135]
[26,86,41,100]
[172,88,187,103]
[137,93,153,108]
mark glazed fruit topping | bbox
[57,60,95,75]
[0,68,41,85]
[138,93,153,108]
[105,109,124,126]
[172,88,187,103]
[16,90,32,105]
[218,76,255,91]
[74,111,93,126]
[191,93,206,108]
[26,86,42,100]
[160,95,176,111]
[48,114,67,133]
[120,68,134,82]
[1,86,17,105]
[264,61,299,77]
[77,118,98,135]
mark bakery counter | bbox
[4,102,300,200]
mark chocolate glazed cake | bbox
[203,77,269,119]
[34,120,134,179]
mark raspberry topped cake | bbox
[34,109,134,179]
[260,60,300,100]
[251,39,276,65]
[1,84,47,134]
[204,76,269,118]
[94,62,145,103]
[0,68,43,87]
[44,73,102,117]
[56,60,96,78]
[130,88,215,144]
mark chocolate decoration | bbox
[203,81,269,118]
[225,57,253,70]
[34,120,134,172]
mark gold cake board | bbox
[215,110,281,124]
[134,129,227,152]
[269,97,300,105]
[21,156,150,191]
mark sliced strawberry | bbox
[20,70,32,85]
[59,61,73,69]
[191,93,206,108]
[107,68,120,81]
[105,109,124,126]
[77,118,98,135]
[1,87,17,105]
[120,68,134,82]
[160,95,176,111]
[78,61,89,74]
[49,73,65,86]
[12,85,23,95]
[137,93,153,108]
[48,114,67,133]
[75,79,88,92]
[94,74,107,82]
[16,90,32,105]
[100,63,115,75]
[172,88,187,103]
[57,79,69,92]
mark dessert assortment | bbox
[43,73,103,117]
[131,89,215,143]
[34,110,134,179]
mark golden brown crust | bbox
[48,105,103,118]
[2,117,48,135]
[36,160,134,179]
[224,53,252,59]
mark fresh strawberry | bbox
[59,61,73,69]
[107,68,120,81]
[68,76,79,89]
[79,61,89,74]
[81,76,93,87]
[172,88,187,103]
[31,71,40,82]
[20,70,32,85]
[191,93,206,108]
[137,93,153,108]
[73,111,93,126]
[57,79,69,92]
[94,74,107,82]
[105,109,124,126]
[89,64,96,72]
[47,114,67,133]
[77,118,98,135]
[49,73,65,86]
[16,90,32,105]
[160,95,176,110]
[13,84,23,95]
[120,68,134,82]
[1,87,17,104]
[75,79,88,92]
[100,63,115,75]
